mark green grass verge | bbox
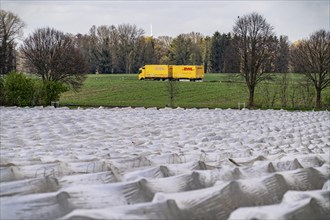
[60,73,330,109]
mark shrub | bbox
[4,72,35,106]
[32,79,45,106]
[42,81,68,105]
[2,72,69,107]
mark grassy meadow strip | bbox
[60,73,330,109]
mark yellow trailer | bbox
[138,65,204,81]
[138,65,172,80]
[172,65,204,81]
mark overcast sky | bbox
[1,0,329,43]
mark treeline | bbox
[1,11,290,75]
[74,24,290,74]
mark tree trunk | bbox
[249,86,255,108]
[316,88,321,108]
[1,39,7,75]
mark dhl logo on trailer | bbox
[172,65,204,81]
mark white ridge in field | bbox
[0,107,329,219]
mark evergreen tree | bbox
[209,31,222,72]
[277,35,289,73]
[223,34,240,73]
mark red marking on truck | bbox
[184,67,193,71]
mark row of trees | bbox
[0,9,291,76]
[0,9,329,108]
[75,25,290,75]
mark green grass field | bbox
[60,73,330,109]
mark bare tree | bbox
[168,34,192,65]
[155,36,173,64]
[233,12,275,107]
[157,36,173,49]
[82,25,118,73]
[138,36,158,65]
[166,79,178,108]
[290,29,330,108]
[187,32,204,65]
[95,25,116,73]
[0,10,25,74]
[20,27,87,90]
[279,72,289,108]
[117,24,144,73]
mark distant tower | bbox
[150,24,153,37]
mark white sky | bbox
[1,0,329,43]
